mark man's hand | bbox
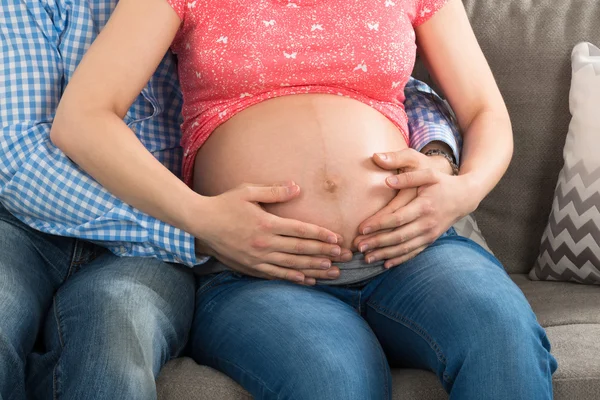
[353,149,477,268]
[194,181,353,285]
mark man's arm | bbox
[405,77,463,171]
[0,0,204,266]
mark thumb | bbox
[241,182,301,203]
[372,148,421,171]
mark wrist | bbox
[455,173,486,213]
[426,154,455,175]
[179,191,213,238]
[423,149,459,176]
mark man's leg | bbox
[0,206,72,400]
[363,235,557,400]
[28,249,195,400]
[189,271,391,400]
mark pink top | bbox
[165,0,448,185]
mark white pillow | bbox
[530,42,600,284]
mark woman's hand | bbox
[194,181,352,285]
[353,149,477,268]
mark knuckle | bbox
[295,223,308,238]
[250,237,269,250]
[409,149,424,165]
[370,220,381,231]
[312,258,324,268]
[240,185,252,197]
[294,241,306,254]
[420,199,435,215]
[320,243,328,255]
[394,231,403,243]
[393,213,404,227]
[258,217,274,231]
[424,218,437,231]
[319,229,330,241]
[270,185,281,200]
[379,248,393,260]
[280,256,294,267]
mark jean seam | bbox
[52,298,65,348]
[196,348,279,399]
[366,301,454,384]
[196,272,233,297]
[51,293,68,400]
[66,241,81,279]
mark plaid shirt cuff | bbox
[405,77,462,164]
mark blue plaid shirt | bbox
[0,0,461,267]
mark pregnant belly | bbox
[193,94,408,249]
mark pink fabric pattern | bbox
[165,0,448,185]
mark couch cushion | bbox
[414,0,600,274]
[157,359,251,400]
[511,274,600,327]
[547,324,600,400]
[157,276,600,400]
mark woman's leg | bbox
[363,235,557,400]
[189,272,391,400]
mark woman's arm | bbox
[51,0,345,284]
[415,0,513,205]
[51,0,195,230]
[354,0,512,267]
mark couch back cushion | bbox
[414,0,600,273]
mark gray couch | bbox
[156,1,600,398]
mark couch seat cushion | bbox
[511,274,600,327]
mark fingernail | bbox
[376,153,388,160]
[287,185,299,195]
[331,247,341,256]
[362,227,372,235]
[327,269,340,278]
[321,261,331,269]
[294,275,304,282]
[366,256,374,263]
[386,176,399,185]
[305,278,316,285]
[359,244,369,252]
[326,235,338,244]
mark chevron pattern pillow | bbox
[453,214,493,255]
[530,42,600,284]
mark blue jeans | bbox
[190,231,557,399]
[0,204,195,400]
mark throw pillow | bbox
[530,42,600,284]
[453,214,494,255]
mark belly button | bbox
[324,179,337,193]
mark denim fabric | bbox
[0,204,195,400]
[190,233,557,399]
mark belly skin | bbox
[193,94,408,249]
